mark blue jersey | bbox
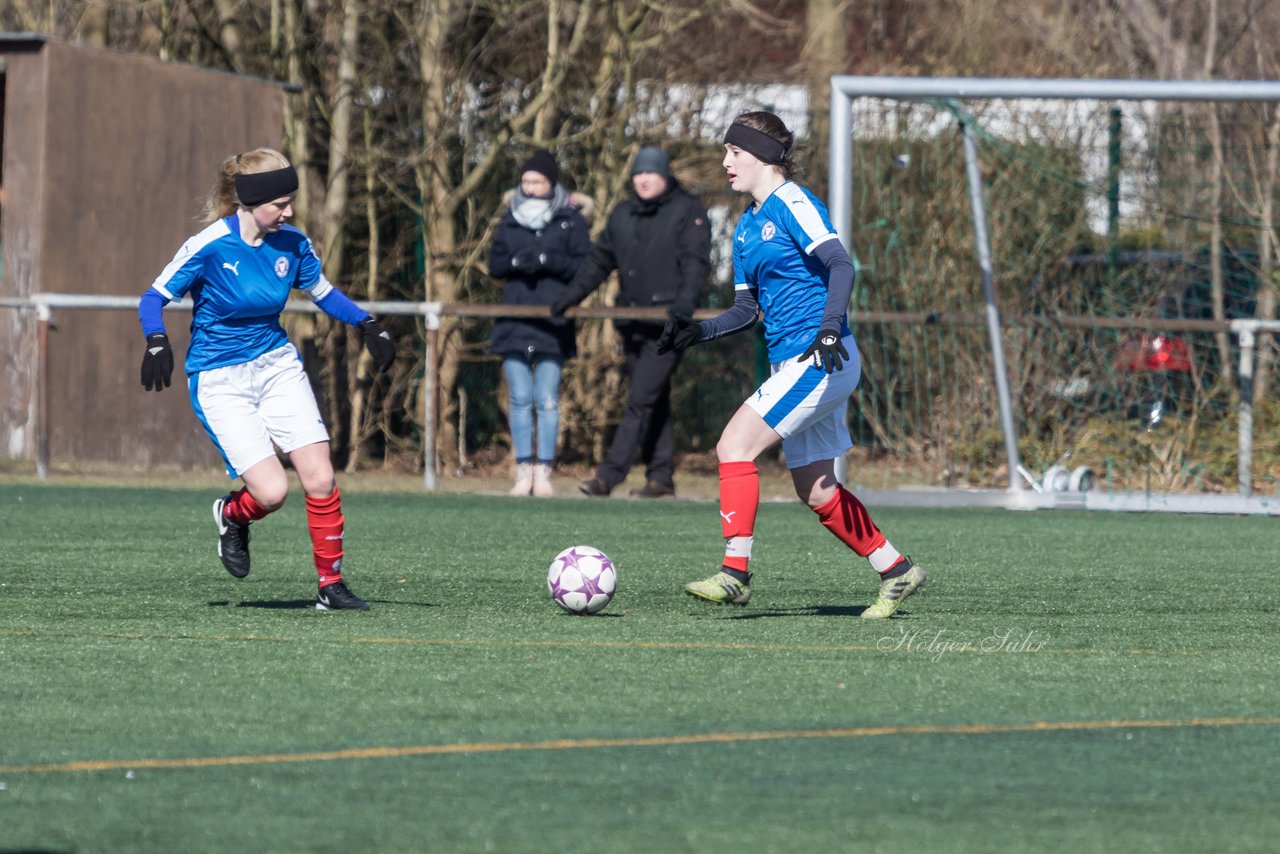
[146,217,335,374]
[731,182,852,362]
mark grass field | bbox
[2,480,1278,853]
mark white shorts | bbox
[745,334,861,469]
[189,343,329,478]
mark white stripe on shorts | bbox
[745,334,860,469]
[190,343,329,478]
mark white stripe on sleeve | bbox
[303,274,335,301]
[775,184,837,254]
[149,221,230,299]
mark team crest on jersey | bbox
[274,257,290,278]
[761,221,776,241]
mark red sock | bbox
[719,461,759,572]
[223,487,271,526]
[813,484,887,558]
[306,487,345,587]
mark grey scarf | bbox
[511,185,569,231]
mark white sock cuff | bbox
[869,543,902,574]
[725,536,754,559]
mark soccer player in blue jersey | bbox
[137,148,395,611]
[659,112,925,619]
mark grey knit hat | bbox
[630,146,670,178]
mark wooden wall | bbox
[1,37,285,470]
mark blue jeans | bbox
[503,354,563,464]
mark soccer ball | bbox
[547,546,617,615]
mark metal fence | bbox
[3,293,1279,516]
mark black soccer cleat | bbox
[316,581,369,611]
[213,495,251,578]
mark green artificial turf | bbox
[1,483,1277,852]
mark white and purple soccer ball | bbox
[547,546,617,615]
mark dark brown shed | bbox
[1,33,287,472]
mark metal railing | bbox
[2,293,1278,498]
[0,293,700,487]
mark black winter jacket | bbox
[560,178,711,333]
[488,197,591,358]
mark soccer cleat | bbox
[316,581,369,611]
[860,560,926,620]
[212,495,251,578]
[684,570,751,607]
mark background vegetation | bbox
[4,1,1279,492]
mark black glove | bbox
[801,328,849,374]
[360,317,396,372]
[140,333,173,392]
[549,291,579,317]
[656,313,701,355]
[512,247,544,271]
[668,298,697,320]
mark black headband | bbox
[723,124,788,165]
[234,165,299,207]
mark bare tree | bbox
[77,0,109,46]
[314,0,363,458]
[410,0,594,473]
[802,0,846,197]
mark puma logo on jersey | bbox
[222,261,240,276]
[720,511,736,524]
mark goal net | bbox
[829,78,1280,501]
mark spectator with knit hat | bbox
[551,146,711,499]
[488,149,591,496]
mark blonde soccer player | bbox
[138,148,394,611]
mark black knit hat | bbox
[520,149,559,185]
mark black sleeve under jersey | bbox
[812,238,856,333]
[696,284,759,343]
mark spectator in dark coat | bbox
[489,149,591,497]
[551,146,712,498]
